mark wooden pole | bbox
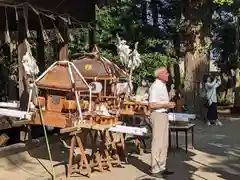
[17,9,32,142]
[37,28,45,73]
[58,20,69,61]
[17,18,27,101]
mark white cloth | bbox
[149,79,169,112]
[205,78,221,105]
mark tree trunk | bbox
[173,0,183,90]
[234,68,240,107]
[234,16,239,106]
[182,0,211,113]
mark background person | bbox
[205,75,222,126]
[135,79,149,101]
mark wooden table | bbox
[169,123,195,153]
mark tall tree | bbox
[180,0,233,112]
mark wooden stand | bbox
[67,130,91,178]
[88,129,113,172]
[63,122,127,178]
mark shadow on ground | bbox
[192,117,240,180]
[1,117,240,180]
[126,117,240,180]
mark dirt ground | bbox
[0,117,240,180]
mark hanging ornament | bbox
[59,16,68,24]
[22,39,39,76]
[68,16,72,25]
[23,3,31,38]
[4,7,11,44]
[15,7,19,21]
[68,30,74,42]
[105,63,111,74]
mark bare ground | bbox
[0,117,240,180]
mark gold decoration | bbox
[84,64,92,71]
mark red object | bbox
[176,99,183,112]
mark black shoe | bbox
[144,149,151,153]
[161,169,174,175]
[151,172,163,178]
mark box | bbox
[47,95,65,112]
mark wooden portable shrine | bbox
[32,60,119,127]
[73,46,129,114]
[73,46,128,98]
[32,60,92,128]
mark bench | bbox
[169,123,195,153]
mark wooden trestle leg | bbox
[89,130,112,172]
[107,131,122,166]
[119,133,128,163]
[67,133,91,178]
[66,127,127,177]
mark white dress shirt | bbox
[149,79,169,112]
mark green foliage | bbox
[68,28,89,58]
[95,1,176,83]
[69,1,176,85]
[214,0,234,5]
[217,93,232,105]
[134,53,176,85]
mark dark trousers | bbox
[207,102,218,122]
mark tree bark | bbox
[182,0,211,113]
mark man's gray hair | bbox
[154,67,167,78]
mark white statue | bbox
[116,34,131,66]
[116,34,141,70]
[116,35,142,98]
[129,42,141,70]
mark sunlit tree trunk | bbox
[234,15,240,106]
[182,0,211,113]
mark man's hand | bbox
[167,102,176,109]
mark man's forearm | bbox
[149,103,169,109]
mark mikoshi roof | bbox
[36,61,89,91]
[73,47,129,80]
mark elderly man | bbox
[149,67,175,178]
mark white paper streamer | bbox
[22,39,39,76]
[4,7,11,44]
[15,7,19,21]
